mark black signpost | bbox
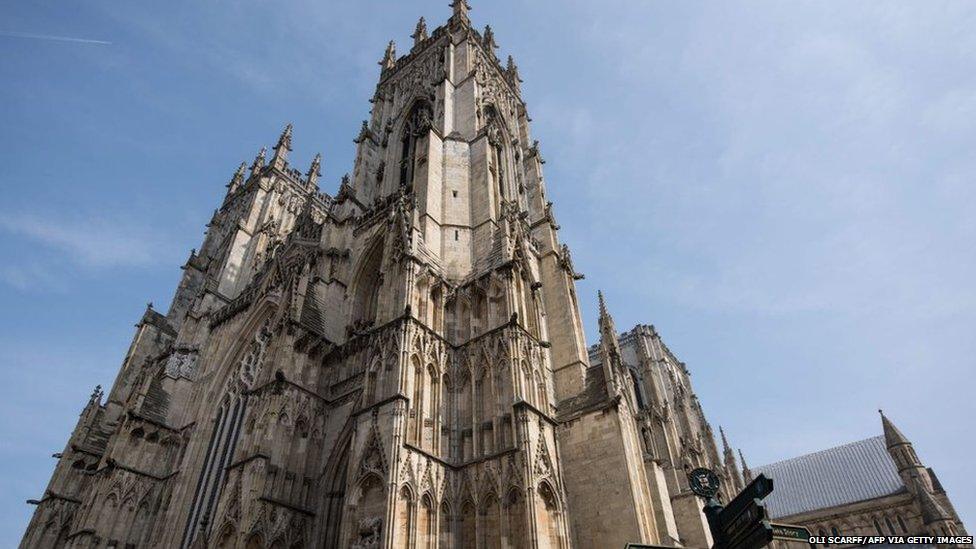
[688,469,778,549]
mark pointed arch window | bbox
[629,367,647,409]
[352,239,384,326]
[399,101,433,189]
[182,321,271,548]
[484,105,507,213]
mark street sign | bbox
[770,523,811,542]
[726,520,773,549]
[720,498,767,542]
[719,474,773,530]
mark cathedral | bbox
[24,2,962,548]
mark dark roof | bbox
[754,436,906,518]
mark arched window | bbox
[897,515,907,533]
[481,493,501,549]
[423,364,438,451]
[441,374,453,458]
[395,485,414,547]
[182,321,270,548]
[484,105,507,213]
[400,101,433,189]
[537,482,564,548]
[885,516,896,535]
[439,502,453,547]
[874,519,884,535]
[460,502,476,549]
[352,239,384,326]
[418,494,434,549]
[505,489,526,548]
[629,368,647,409]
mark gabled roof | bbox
[754,436,906,518]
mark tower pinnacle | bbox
[412,17,429,48]
[272,123,293,169]
[250,147,267,176]
[379,41,397,73]
[307,153,322,189]
[449,0,472,26]
[598,290,616,337]
[739,448,753,483]
[483,25,498,52]
[227,161,247,193]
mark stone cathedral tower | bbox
[21,3,742,548]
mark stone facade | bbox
[21,4,745,548]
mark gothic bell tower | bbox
[324,1,587,546]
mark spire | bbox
[506,55,523,92]
[879,409,932,493]
[720,426,732,455]
[880,409,911,448]
[598,290,616,337]
[306,153,322,189]
[272,123,293,169]
[449,0,472,26]
[412,17,429,48]
[226,161,246,193]
[379,41,397,73]
[483,25,498,53]
[739,449,753,483]
[720,426,738,467]
[250,146,267,176]
[720,426,743,488]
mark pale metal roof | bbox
[754,436,906,518]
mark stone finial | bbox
[88,384,103,405]
[307,153,322,188]
[507,54,523,81]
[379,41,397,72]
[227,161,247,191]
[450,0,472,24]
[250,146,267,175]
[483,25,498,51]
[412,17,429,47]
[739,449,753,482]
[597,290,611,326]
[272,123,293,168]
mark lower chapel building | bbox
[19,3,969,548]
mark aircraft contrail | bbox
[0,31,111,45]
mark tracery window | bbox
[352,239,384,326]
[484,105,507,213]
[181,320,271,548]
[399,101,433,189]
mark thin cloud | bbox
[0,31,111,45]
[0,213,163,270]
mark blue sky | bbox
[1,0,974,543]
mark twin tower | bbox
[21,3,741,548]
